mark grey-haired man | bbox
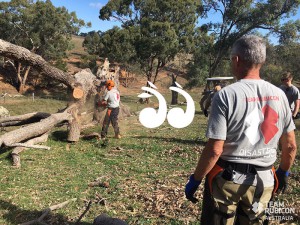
[185,35,297,225]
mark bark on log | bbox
[67,107,81,142]
[0,112,51,127]
[0,109,72,147]
[0,39,76,88]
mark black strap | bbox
[217,158,272,174]
[216,158,273,211]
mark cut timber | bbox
[73,87,84,99]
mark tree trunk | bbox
[18,65,31,94]
[0,39,76,88]
[170,73,178,105]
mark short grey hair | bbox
[231,35,266,65]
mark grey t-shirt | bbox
[207,79,295,186]
[104,88,120,108]
[279,84,300,110]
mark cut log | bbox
[0,109,72,147]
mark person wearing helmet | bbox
[100,80,121,139]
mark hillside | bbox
[0,36,202,102]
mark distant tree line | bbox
[83,0,300,88]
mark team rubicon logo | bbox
[245,104,279,145]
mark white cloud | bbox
[89,2,104,9]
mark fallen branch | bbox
[12,133,49,167]
[19,198,77,225]
[75,200,92,225]
[9,143,50,150]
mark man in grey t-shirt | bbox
[185,35,297,225]
[279,72,300,119]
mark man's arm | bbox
[193,138,224,181]
[279,130,297,171]
[292,99,300,118]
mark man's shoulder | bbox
[291,84,300,92]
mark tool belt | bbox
[208,158,278,198]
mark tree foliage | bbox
[193,0,300,78]
[94,0,202,84]
[0,0,89,92]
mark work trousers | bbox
[101,107,120,138]
[201,176,273,225]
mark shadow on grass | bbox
[51,130,69,142]
[0,199,91,225]
[0,146,11,155]
[135,135,207,146]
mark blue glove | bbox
[276,167,289,194]
[185,174,202,203]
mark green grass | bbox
[0,94,299,225]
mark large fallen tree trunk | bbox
[0,39,131,167]
[0,39,76,88]
[0,39,94,143]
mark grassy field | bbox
[0,92,299,225]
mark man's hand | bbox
[276,167,289,194]
[203,109,208,117]
[185,174,202,203]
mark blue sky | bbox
[3,0,300,39]
[50,0,121,33]
[50,0,300,42]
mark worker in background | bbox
[278,72,300,119]
[100,80,121,139]
[203,85,222,117]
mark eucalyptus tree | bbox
[0,0,89,93]
[197,0,300,77]
[98,0,202,85]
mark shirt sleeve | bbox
[206,91,228,140]
[296,87,300,100]
[104,92,109,101]
[282,93,296,133]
